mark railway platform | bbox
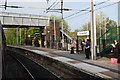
[7,45,120,80]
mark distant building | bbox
[44,19,72,50]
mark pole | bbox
[54,6,56,48]
[54,16,56,40]
[20,28,21,45]
[61,0,64,48]
[104,17,107,40]
[118,1,120,40]
[0,21,2,79]
[5,0,7,10]
[24,28,27,45]
[99,14,102,37]
[76,36,79,54]
[16,28,19,45]
[90,0,97,60]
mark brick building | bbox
[44,19,72,50]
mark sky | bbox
[0,0,119,31]
[0,0,119,2]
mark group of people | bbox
[81,39,91,59]
[70,38,91,59]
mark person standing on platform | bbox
[70,38,76,54]
[81,39,85,51]
[44,41,47,48]
[112,40,119,58]
[38,40,41,47]
[85,39,90,59]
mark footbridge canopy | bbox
[0,12,49,28]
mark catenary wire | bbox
[46,0,59,10]
[65,1,119,20]
[64,0,111,19]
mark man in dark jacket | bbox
[85,39,90,59]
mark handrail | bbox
[98,27,120,40]
[97,27,120,57]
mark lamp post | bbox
[61,0,64,48]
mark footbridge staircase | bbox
[97,27,120,58]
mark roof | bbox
[60,30,72,40]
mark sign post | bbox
[77,31,90,53]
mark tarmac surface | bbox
[10,46,120,80]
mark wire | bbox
[65,12,89,20]
[22,7,46,10]
[95,1,119,11]
[0,3,4,6]
[0,0,48,10]
[50,1,59,10]
[47,0,59,10]
[65,1,119,20]
[94,0,111,6]
[0,7,4,8]
[64,7,89,19]
[64,0,111,19]
[0,6,47,11]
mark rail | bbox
[8,52,35,80]
[6,49,61,80]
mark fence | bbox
[97,27,120,56]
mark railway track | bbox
[6,46,108,80]
[5,50,61,80]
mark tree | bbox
[4,27,40,45]
[4,28,17,45]
[77,12,117,39]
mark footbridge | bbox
[0,12,50,79]
[0,12,49,28]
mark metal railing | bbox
[97,27,120,56]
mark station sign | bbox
[77,31,89,36]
